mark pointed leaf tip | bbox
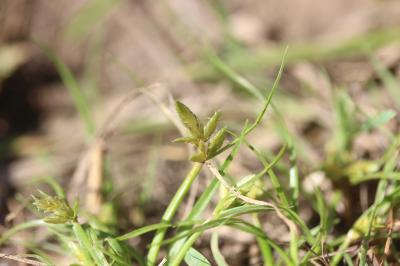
[208,127,227,158]
[173,136,199,146]
[175,101,203,138]
[204,111,220,139]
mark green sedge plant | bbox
[146,101,227,265]
[1,40,399,265]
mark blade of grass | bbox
[184,248,211,266]
[117,223,171,241]
[252,214,274,266]
[210,233,229,266]
[37,42,95,137]
[271,104,300,206]
[206,48,264,100]
[227,221,294,266]
[87,228,110,265]
[64,0,121,40]
[371,56,400,107]
[71,224,97,266]
[191,28,400,80]
[359,151,398,264]
[301,189,329,263]
[146,162,203,265]
[242,140,290,207]
[72,223,109,266]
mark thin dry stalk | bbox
[85,140,105,214]
[382,207,394,265]
[0,253,46,266]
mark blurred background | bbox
[0,0,400,264]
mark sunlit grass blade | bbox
[72,223,108,266]
[184,248,211,266]
[227,221,294,266]
[359,150,398,264]
[211,233,229,266]
[71,224,97,266]
[206,48,264,100]
[252,214,274,266]
[117,223,171,241]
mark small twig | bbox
[140,88,186,137]
[85,140,105,214]
[69,149,90,198]
[98,84,162,140]
[142,88,195,156]
[320,240,330,266]
[158,257,167,266]
[69,84,159,206]
[0,253,46,266]
[382,207,393,264]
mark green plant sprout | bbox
[146,101,227,265]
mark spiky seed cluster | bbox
[174,101,227,163]
[32,191,77,224]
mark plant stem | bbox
[253,214,273,266]
[72,223,96,266]
[146,162,203,266]
[170,231,201,266]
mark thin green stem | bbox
[169,143,289,265]
[253,214,274,266]
[72,223,96,266]
[146,162,203,265]
[170,231,201,266]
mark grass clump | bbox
[0,48,399,266]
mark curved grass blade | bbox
[72,223,108,266]
[37,42,95,136]
[116,223,171,241]
[211,233,229,266]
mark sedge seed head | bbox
[32,191,77,224]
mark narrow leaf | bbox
[360,110,396,132]
[204,111,220,139]
[173,136,199,146]
[184,248,211,266]
[208,127,227,158]
[211,233,229,266]
[72,223,103,266]
[117,223,171,241]
[175,101,203,138]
